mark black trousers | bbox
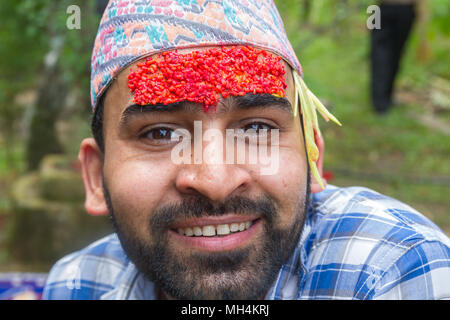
[370,4,416,113]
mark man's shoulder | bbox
[43,233,130,300]
[310,185,448,241]
[301,185,450,299]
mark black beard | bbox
[103,178,310,300]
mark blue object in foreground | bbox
[0,273,48,300]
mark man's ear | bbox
[78,138,108,216]
[310,129,327,194]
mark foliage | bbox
[0,0,100,173]
[432,0,450,36]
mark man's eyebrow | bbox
[119,101,200,128]
[221,93,293,115]
[119,93,293,129]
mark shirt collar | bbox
[100,263,157,300]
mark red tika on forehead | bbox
[127,46,287,111]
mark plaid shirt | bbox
[43,185,450,300]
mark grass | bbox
[276,1,450,234]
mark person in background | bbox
[370,0,417,114]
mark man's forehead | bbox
[119,49,294,92]
[119,46,293,80]
[108,46,294,116]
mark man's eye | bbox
[243,122,273,132]
[141,127,180,142]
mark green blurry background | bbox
[0,0,449,272]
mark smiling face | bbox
[80,46,324,299]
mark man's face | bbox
[99,47,310,299]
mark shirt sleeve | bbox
[372,240,450,299]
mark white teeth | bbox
[176,220,255,237]
[230,223,239,232]
[184,227,194,237]
[193,226,203,236]
[202,225,216,237]
[217,224,230,236]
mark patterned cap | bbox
[90,0,302,110]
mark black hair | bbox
[91,93,105,153]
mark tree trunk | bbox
[26,35,66,171]
[302,0,312,24]
[415,0,431,62]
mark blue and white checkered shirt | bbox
[43,185,450,300]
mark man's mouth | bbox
[168,216,262,252]
[174,220,255,237]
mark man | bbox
[43,0,449,300]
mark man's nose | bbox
[175,163,251,202]
[174,131,251,202]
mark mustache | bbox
[149,195,278,231]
